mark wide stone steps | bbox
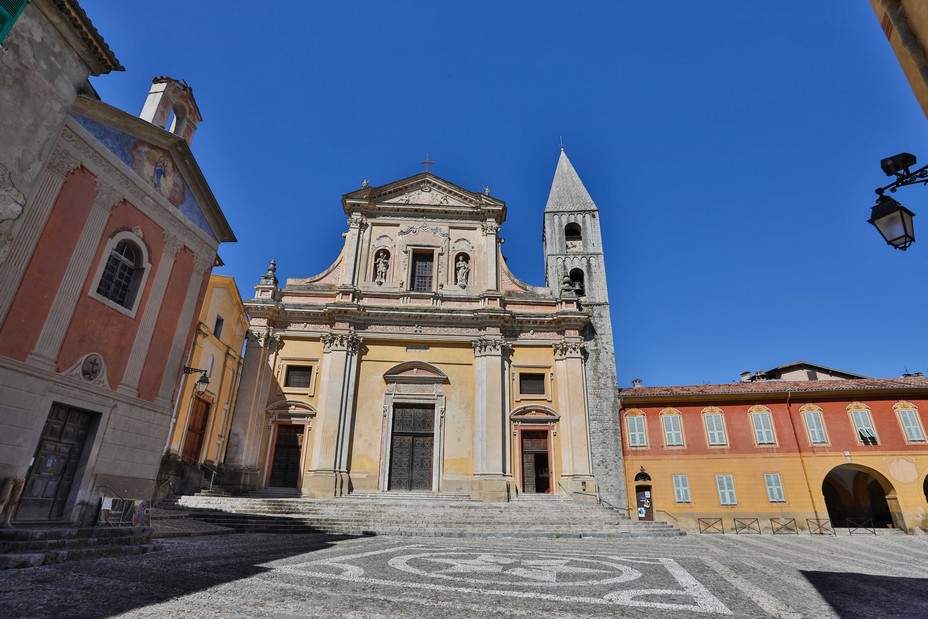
[172,494,683,538]
[0,526,161,570]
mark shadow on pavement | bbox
[0,532,360,619]
[801,570,928,619]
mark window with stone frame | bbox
[702,407,727,446]
[661,410,684,446]
[284,365,313,389]
[800,405,828,445]
[848,403,878,445]
[96,240,143,308]
[519,372,546,396]
[749,406,777,445]
[625,412,647,447]
[410,250,434,292]
[894,402,926,443]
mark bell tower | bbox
[139,76,202,144]
[543,148,626,508]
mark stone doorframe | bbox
[379,362,448,493]
[510,405,560,496]
[262,400,316,489]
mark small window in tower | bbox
[569,268,585,296]
[565,223,582,252]
[169,103,187,135]
[410,251,434,292]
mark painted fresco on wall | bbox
[71,114,216,240]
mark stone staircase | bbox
[0,526,161,570]
[172,491,683,538]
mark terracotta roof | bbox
[55,0,123,74]
[619,376,928,399]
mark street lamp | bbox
[183,366,210,395]
[869,152,927,250]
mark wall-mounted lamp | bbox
[183,366,210,395]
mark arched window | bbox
[565,223,582,252]
[569,268,585,295]
[96,240,142,308]
[169,103,187,135]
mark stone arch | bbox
[821,463,904,530]
[383,361,449,384]
[509,404,560,423]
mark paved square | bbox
[1,533,927,618]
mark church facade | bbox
[226,152,625,505]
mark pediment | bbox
[344,173,505,214]
[266,400,317,415]
[384,361,449,384]
[510,405,560,422]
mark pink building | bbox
[0,2,234,525]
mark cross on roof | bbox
[420,154,436,172]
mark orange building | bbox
[619,374,928,534]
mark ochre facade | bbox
[620,378,928,533]
[227,155,621,503]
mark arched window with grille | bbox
[91,232,150,316]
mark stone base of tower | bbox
[559,476,600,502]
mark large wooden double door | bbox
[19,405,94,521]
[269,424,304,488]
[389,405,434,491]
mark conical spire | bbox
[544,149,598,213]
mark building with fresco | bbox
[619,368,928,534]
[0,1,234,525]
[226,150,626,506]
[159,275,247,496]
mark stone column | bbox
[224,328,279,492]
[26,181,121,370]
[303,332,362,498]
[0,147,80,323]
[340,213,366,287]
[118,234,185,396]
[471,337,509,501]
[554,339,597,500]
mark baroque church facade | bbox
[226,151,625,506]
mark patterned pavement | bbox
[1,532,926,618]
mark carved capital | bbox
[47,146,81,177]
[163,234,184,258]
[93,181,123,212]
[553,339,585,359]
[248,327,283,352]
[192,252,214,276]
[472,337,510,357]
[482,221,500,235]
[321,332,362,354]
[347,213,367,230]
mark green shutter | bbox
[0,0,28,45]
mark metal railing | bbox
[807,518,836,536]
[698,518,724,534]
[733,518,760,534]
[847,518,876,535]
[770,518,798,535]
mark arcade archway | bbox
[822,464,903,530]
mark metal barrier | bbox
[806,518,836,536]
[770,518,798,535]
[847,518,876,535]
[698,518,724,534]
[733,518,760,534]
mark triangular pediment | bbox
[344,173,505,214]
[68,97,235,243]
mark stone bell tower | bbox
[543,148,626,509]
[139,76,202,144]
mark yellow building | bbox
[160,275,247,494]
[620,374,928,534]
[870,0,928,119]
[225,153,626,505]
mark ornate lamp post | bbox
[869,152,924,250]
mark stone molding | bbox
[553,340,585,359]
[46,146,82,178]
[471,337,511,357]
[248,328,283,352]
[321,332,362,354]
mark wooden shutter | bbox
[0,0,28,44]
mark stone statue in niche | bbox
[375,250,389,285]
[456,255,470,288]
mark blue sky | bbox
[81,1,928,386]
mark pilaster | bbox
[303,331,362,497]
[155,253,213,406]
[0,148,80,324]
[118,234,184,396]
[471,336,510,501]
[26,181,120,370]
